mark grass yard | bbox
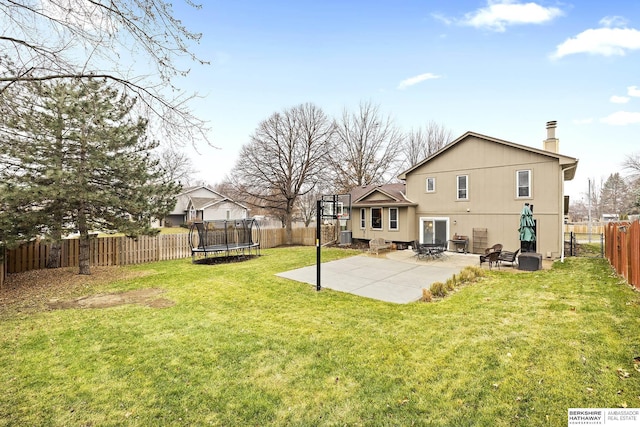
[1,247,639,426]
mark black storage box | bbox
[518,253,542,271]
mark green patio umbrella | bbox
[519,203,536,250]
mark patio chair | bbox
[498,249,519,268]
[428,240,448,260]
[479,244,503,269]
[411,240,428,259]
[411,241,421,258]
[412,241,430,260]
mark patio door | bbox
[420,217,449,244]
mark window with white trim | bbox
[426,177,436,193]
[517,170,531,198]
[389,208,398,230]
[457,175,468,200]
[371,207,382,230]
[360,208,366,229]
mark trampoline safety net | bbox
[189,218,261,262]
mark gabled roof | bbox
[398,131,579,181]
[185,195,249,211]
[350,183,417,207]
[179,186,249,212]
[177,185,226,199]
[194,197,249,211]
[189,197,217,210]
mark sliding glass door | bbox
[420,217,449,245]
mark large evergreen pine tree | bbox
[0,79,179,274]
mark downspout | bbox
[560,173,565,263]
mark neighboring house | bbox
[163,186,249,226]
[349,121,578,258]
[601,214,619,222]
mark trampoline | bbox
[189,218,261,263]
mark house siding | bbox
[203,201,248,221]
[405,135,571,257]
[350,206,415,244]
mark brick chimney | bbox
[543,120,559,153]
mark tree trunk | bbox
[77,205,91,275]
[284,198,296,245]
[47,240,61,268]
[46,213,63,268]
[285,215,293,245]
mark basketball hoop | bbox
[321,193,351,220]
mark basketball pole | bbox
[316,199,322,291]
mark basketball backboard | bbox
[321,194,351,220]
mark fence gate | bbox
[564,232,604,258]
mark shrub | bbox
[445,277,455,291]
[457,266,485,283]
[467,266,485,278]
[430,281,447,298]
[427,267,486,302]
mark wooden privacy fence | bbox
[564,223,605,234]
[5,233,192,274]
[0,225,335,286]
[605,221,640,290]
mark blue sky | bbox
[173,0,640,202]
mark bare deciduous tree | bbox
[600,173,633,216]
[295,190,320,227]
[157,147,197,186]
[230,103,334,244]
[330,101,404,192]
[0,0,209,145]
[403,121,453,168]
[623,153,640,179]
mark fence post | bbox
[570,232,574,256]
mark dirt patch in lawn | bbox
[47,288,174,310]
[0,266,167,314]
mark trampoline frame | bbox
[189,218,261,262]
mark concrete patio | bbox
[276,249,481,304]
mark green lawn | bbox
[1,248,639,426]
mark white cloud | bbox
[551,26,640,59]
[610,95,630,104]
[431,13,453,26]
[600,111,640,125]
[397,73,441,90]
[460,1,563,32]
[628,86,640,97]
[572,118,593,125]
[599,16,628,28]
